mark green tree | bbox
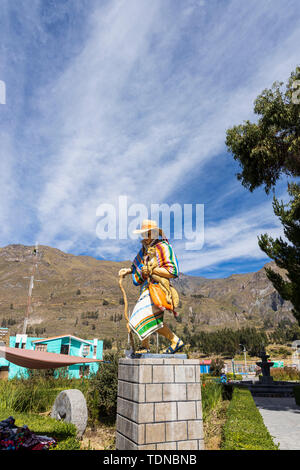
[258,183,300,323]
[226,67,300,323]
[226,67,300,194]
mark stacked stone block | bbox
[116,357,204,450]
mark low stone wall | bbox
[116,357,204,450]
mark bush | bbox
[221,383,234,401]
[103,338,112,350]
[201,379,223,420]
[221,388,278,450]
[209,357,225,376]
[271,366,300,381]
[294,386,300,406]
[226,373,243,380]
[87,352,120,423]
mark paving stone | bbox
[137,402,155,423]
[163,383,187,401]
[187,383,201,400]
[139,365,153,383]
[163,358,185,365]
[138,358,164,365]
[183,359,201,365]
[175,365,195,383]
[155,401,177,422]
[145,422,165,443]
[177,401,196,420]
[117,397,139,422]
[195,366,201,383]
[196,400,203,419]
[153,365,174,383]
[177,439,198,450]
[118,381,145,402]
[115,432,137,450]
[198,439,205,450]
[118,364,139,382]
[166,421,187,442]
[146,384,162,402]
[187,420,204,440]
[157,441,177,449]
[116,415,145,444]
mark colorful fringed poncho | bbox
[129,240,179,340]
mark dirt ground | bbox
[203,400,230,450]
[80,423,116,450]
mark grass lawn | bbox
[0,407,81,450]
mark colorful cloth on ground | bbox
[0,416,57,450]
[130,240,179,339]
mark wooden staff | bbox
[119,274,135,353]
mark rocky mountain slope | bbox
[0,244,295,342]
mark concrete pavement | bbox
[253,396,300,450]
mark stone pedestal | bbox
[259,375,274,385]
[116,357,204,450]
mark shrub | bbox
[103,338,112,350]
[221,383,234,401]
[209,357,225,376]
[87,352,120,423]
[294,386,300,406]
[201,379,223,420]
[221,388,278,450]
[271,366,300,381]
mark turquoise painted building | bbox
[0,332,103,379]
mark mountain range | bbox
[0,244,295,343]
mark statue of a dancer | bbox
[118,219,184,354]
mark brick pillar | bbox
[116,357,204,450]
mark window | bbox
[79,365,89,378]
[60,344,69,355]
[82,345,90,356]
[36,344,47,352]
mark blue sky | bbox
[0,0,299,278]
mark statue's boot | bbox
[158,324,184,354]
[136,337,150,354]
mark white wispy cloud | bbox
[0,0,299,276]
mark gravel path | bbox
[253,397,300,450]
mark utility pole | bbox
[240,343,247,374]
[22,242,42,335]
[231,358,235,378]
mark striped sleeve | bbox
[131,247,145,285]
[155,241,179,278]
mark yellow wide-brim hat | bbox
[133,219,166,238]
